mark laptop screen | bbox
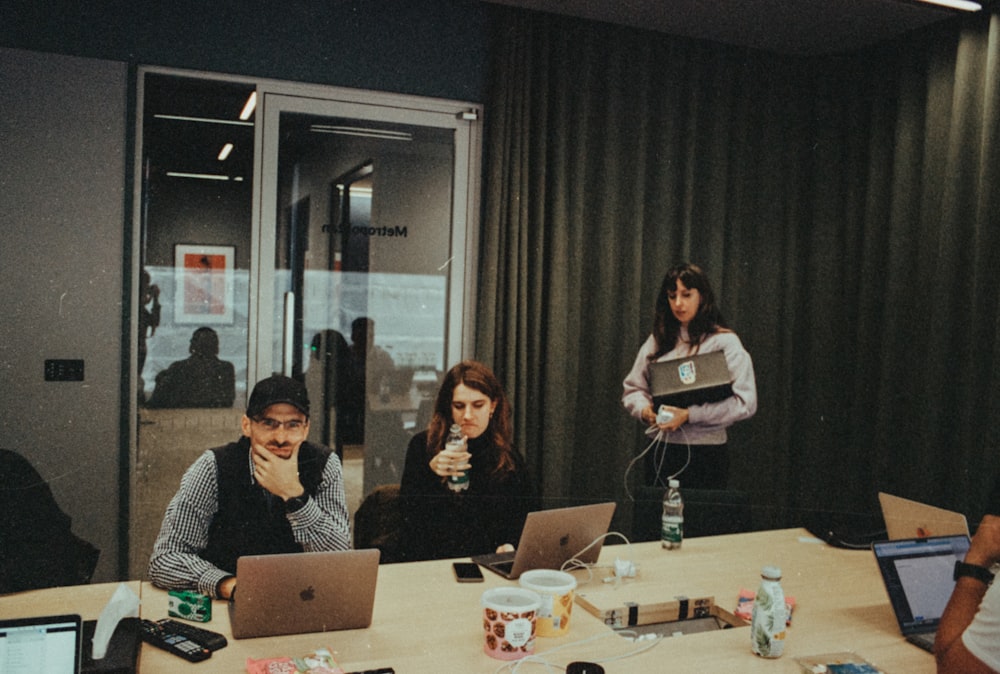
[0,614,82,674]
[872,535,969,636]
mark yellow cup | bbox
[519,569,577,637]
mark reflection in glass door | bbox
[131,72,257,579]
[258,93,480,511]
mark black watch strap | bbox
[285,494,309,513]
[954,560,995,585]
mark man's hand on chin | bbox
[252,443,304,500]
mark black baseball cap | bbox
[246,375,310,419]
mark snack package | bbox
[735,588,755,621]
[795,651,887,673]
[246,647,345,674]
[735,588,796,625]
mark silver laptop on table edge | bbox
[229,548,380,639]
[471,501,617,580]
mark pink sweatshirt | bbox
[622,329,757,445]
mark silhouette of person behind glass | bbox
[340,317,395,444]
[146,327,236,408]
[138,268,161,403]
[307,329,353,457]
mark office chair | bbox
[353,483,403,563]
[0,449,100,592]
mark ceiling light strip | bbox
[166,172,231,181]
[154,114,253,127]
[311,124,412,138]
[917,0,981,10]
[239,91,257,121]
[310,126,413,141]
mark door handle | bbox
[283,291,295,376]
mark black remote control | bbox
[154,618,228,651]
[139,619,212,662]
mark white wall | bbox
[0,48,127,582]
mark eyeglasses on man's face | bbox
[252,417,307,432]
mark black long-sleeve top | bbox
[397,431,536,562]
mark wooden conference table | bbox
[0,529,936,673]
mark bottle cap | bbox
[761,565,782,580]
[668,479,680,488]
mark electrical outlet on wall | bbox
[44,359,84,381]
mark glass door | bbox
[132,69,481,575]
[255,90,481,505]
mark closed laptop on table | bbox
[471,502,616,580]
[871,534,970,653]
[649,351,733,409]
[229,548,380,639]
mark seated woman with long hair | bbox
[397,360,536,562]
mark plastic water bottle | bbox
[446,424,469,492]
[751,565,786,658]
[661,479,683,549]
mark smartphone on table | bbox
[453,562,484,582]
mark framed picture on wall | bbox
[173,244,235,325]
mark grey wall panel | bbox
[0,47,127,582]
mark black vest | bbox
[202,437,331,574]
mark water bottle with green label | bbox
[446,423,469,492]
[661,479,683,549]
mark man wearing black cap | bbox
[148,375,351,599]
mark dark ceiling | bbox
[486,0,974,55]
[142,3,985,180]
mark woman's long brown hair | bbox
[426,360,516,475]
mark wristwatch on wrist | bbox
[954,560,995,585]
[284,493,309,513]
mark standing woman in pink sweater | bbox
[622,263,758,489]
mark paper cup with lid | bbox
[518,569,577,636]
[480,587,539,659]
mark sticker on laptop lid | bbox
[678,360,697,385]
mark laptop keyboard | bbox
[471,551,516,575]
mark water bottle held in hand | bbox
[446,424,470,492]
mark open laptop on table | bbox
[649,351,733,409]
[878,492,970,540]
[229,548,380,639]
[471,502,616,580]
[872,534,970,653]
[0,614,83,673]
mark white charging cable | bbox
[492,629,664,673]
[623,425,692,501]
[559,532,638,587]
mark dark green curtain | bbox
[478,7,1000,534]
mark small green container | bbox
[168,589,212,622]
